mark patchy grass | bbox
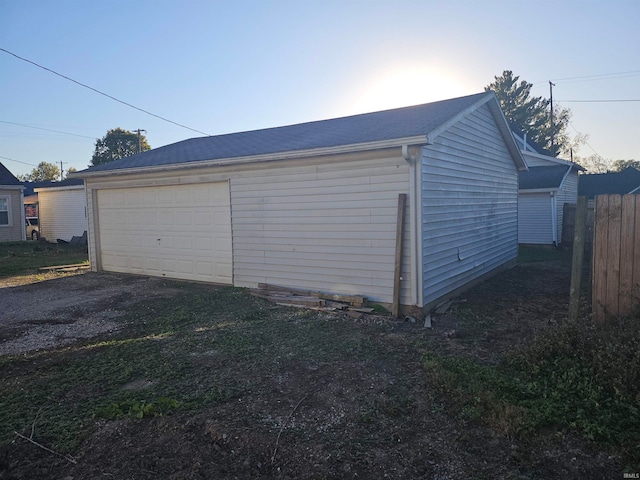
[0,253,635,478]
[0,286,389,454]
[422,314,640,471]
[0,242,88,278]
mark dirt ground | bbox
[0,261,624,479]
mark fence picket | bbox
[592,194,640,323]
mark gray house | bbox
[75,92,526,310]
[0,162,25,242]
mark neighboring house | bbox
[0,162,25,242]
[517,151,583,245]
[578,167,640,199]
[75,91,526,310]
[33,179,87,242]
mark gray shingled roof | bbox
[519,165,570,190]
[23,178,84,196]
[0,162,22,186]
[79,92,490,174]
[578,167,640,199]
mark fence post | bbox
[569,196,587,322]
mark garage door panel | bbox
[97,182,232,284]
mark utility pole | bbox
[549,81,555,156]
[133,129,146,153]
[59,161,67,181]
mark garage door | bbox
[518,193,553,244]
[96,182,232,284]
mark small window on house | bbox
[0,197,8,226]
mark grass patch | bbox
[0,241,88,278]
[0,285,386,453]
[422,315,640,468]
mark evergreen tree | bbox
[486,70,571,157]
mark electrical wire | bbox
[534,69,640,85]
[0,120,97,139]
[0,48,212,137]
[556,99,640,103]
[0,154,37,167]
[569,122,601,158]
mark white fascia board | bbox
[71,135,429,179]
[1,185,24,190]
[522,151,572,166]
[628,185,640,194]
[519,188,559,194]
[34,185,85,193]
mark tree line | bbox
[18,73,635,181]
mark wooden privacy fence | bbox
[592,194,640,322]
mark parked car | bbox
[26,217,39,240]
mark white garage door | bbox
[518,193,553,244]
[96,182,232,284]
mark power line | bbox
[0,120,97,139]
[557,99,640,103]
[0,154,38,167]
[569,122,601,158]
[534,69,640,85]
[0,47,212,137]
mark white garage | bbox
[96,182,232,284]
[77,92,527,310]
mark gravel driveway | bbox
[0,272,180,356]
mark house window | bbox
[0,197,8,226]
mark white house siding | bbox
[556,170,578,243]
[0,189,23,242]
[421,104,518,307]
[518,193,554,244]
[38,187,88,242]
[230,155,413,305]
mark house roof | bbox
[76,92,525,176]
[578,167,640,199]
[519,165,571,190]
[22,178,84,196]
[0,162,22,186]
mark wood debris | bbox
[38,263,90,272]
[252,283,369,313]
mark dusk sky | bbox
[1,0,638,177]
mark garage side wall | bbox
[557,170,578,243]
[38,188,88,242]
[421,103,518,307]
[230,156,413,304]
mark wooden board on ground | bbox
[257,283,367,307]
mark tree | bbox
[18,161,61,181]
[65,166,78,179]
[611,159,640,172]
[90,128,150,167]
[486,70,571,157]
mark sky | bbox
[1,0,639,178]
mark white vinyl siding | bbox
[421,103,518,307]
[37,187,88,242]
[556,170,578,243]
[518,193,554,244]
[231,156,412,304]
[96,182,232,284]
